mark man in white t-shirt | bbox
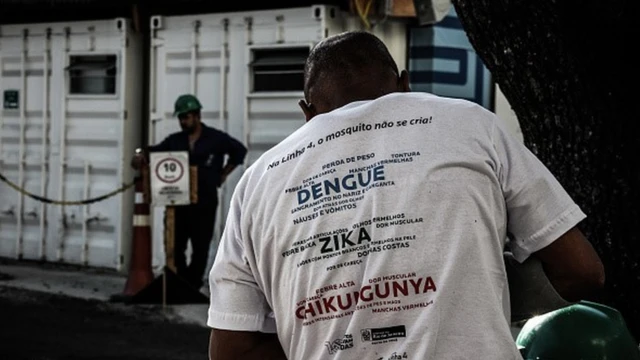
[206,31,605,359]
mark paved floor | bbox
[0,286,210,360]
[0,259,210,328]
[0,259,212,360]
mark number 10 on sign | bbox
[149,151,191,206]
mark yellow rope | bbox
[0,172,138,206]
[355,0,375,30]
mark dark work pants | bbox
[173,200,217,289]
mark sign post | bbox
[128,151,207,306]
[149,151,191,207]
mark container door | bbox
[0,19,139,270]
[148,15,230,270]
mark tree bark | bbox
[451,0,639,339]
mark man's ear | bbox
[298,99,316,122]
[398,70,411,92]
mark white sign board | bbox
[149,151,190,206]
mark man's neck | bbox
[189,123,203,140]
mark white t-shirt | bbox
[207,92,586,360]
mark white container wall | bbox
[0,18,143,270]
[493,84,524,143]
[148,5,408,271]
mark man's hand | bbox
[130,149,148,170]
[219,164,238,187]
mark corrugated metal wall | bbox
[0,3,409,273]
[0,18,143,269]
[0,1,348,25]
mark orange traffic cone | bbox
[110,168,154,302]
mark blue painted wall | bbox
[408,7,493,109]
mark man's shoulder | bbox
[202,124,234,139]
[384,92,497,124]
[164,131,184,140]
[387,92,483,108]
[201,124,220,135]
[153,131,183,145]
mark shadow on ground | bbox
[0,286,209,360]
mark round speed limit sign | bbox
[155,157,185,184]
[149,151,190,206]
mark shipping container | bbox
[0,18,143,270]
[148,5,408,271]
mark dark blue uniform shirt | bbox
[148,124,247,204]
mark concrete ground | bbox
[0,258,212,360]
[0,258,210,327]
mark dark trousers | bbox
[173,200,217,289]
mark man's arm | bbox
[532,226,605,302]
[219,163,238,185]
[209,329,286,360]
[146,134,175,154]
[130,136,174,169]
[219,134,248,185]
[487,110,606,302]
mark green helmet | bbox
[516,301,640,359]
[173,94,202,117]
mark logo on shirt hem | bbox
[361,325,407,344]
[325,333,354,355]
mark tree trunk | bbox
[451,0,639,339]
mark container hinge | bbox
[123,110,128,120]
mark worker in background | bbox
[131,94,247,291]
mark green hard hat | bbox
[516,301,640,359]
[173,94,202,117]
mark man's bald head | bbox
[301,31,409,119]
